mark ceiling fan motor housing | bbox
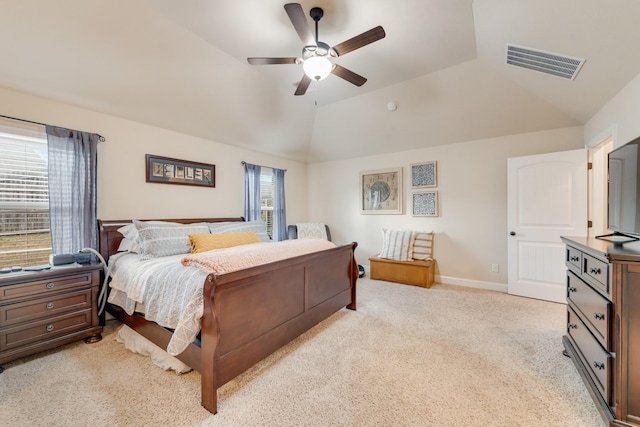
[246,3,385,95]
[310,7,324,22]
[303,41,332,58]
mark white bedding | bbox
[116,325,192,373]
[107,252,208,356]
[108,239,338,357]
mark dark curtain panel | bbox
[243,162,262,222]
[273,167,287,241]
[46,126,100,254]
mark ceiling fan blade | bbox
[284,3,315,46]
[331,64,367,87]
[294,74,312,96]
[247,57,297,65]
[331,26,386,57]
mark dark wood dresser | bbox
[0,263,103,370]
[562,236,640,427]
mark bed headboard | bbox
[97,217,245,263]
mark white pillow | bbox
[134,220,210,259]
[117,237,135,252]
[412,231,433,260]
[117,223,140,253]
[378,229,416,261]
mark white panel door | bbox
[507,149,588,303]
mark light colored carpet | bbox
[0,279,604,427]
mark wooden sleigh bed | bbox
[98,217,358,414]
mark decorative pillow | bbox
[134,220,210,259]
[296,223,328,239]
[118,221,180,253]
[378,229,416,261]
[207,221,271,242]
[189,232,261,253]
[412,231,434,260]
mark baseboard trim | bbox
[362,265,507,293]
[435,275,508,293]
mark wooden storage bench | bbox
[368,257,435,288]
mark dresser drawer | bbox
[0,310,92,351]
[567,271,611,350]
[582,253,609,294]
[566,246,582,273]
[0,289,92,327]
[568,306,611,403]
[0,272,95,303]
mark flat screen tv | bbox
[604,137,640,242]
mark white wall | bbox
[308,127,584,289]
[0,84,593,290]
[585,71,640,149]
[0,86,308,223]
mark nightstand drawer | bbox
[0,272,95,302]
[0,310,92,351]
[0,289,92,327]
[567,271,611,350]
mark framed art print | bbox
[411,161,437,188]
[412,191,438,216]
[360,167,403,214]
[146,154,215,187]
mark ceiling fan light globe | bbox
[303,56,332,81]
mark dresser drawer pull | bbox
[46,302,55,310]
[570,256,579,262]
[46,324,54,332]
[589,267,601,275]
[593,313,605,321]
[568,286,577,293]
[593,361,606,370]
[46,282,55,289]
[568,323,577,329]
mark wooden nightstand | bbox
[0,263,103,371]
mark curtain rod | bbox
[0,114,106,142]
[241,161,287,172]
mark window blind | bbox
[0,122,51,267]
[260,167,274,238]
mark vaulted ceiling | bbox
[1,0,639,162]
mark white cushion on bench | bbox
[378,229,416,261]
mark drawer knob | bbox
[589,267,601,275]
[568,286,577,293]
[570,256,579,262]
[46,302,55,310]
[594,313,605,321]
[46,282,55,289]
[568,323,577,329]
[46,324,54,332]
[593,361,606,370]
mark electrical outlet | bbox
[491,263,499,273]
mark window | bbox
[260,167,274,238]
[0,121,51,268]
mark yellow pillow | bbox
[189,232,261,253]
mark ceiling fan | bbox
[247,3,386,96]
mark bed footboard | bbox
[98,218,357,415]
[200,242,358,414]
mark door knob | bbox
[509,231,516,236]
